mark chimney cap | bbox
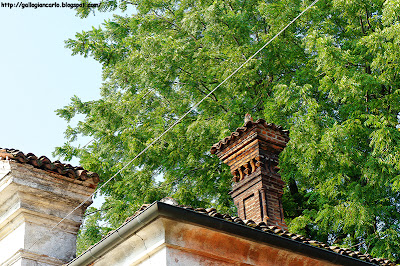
[0,148,101,185]
[210,118,289,155]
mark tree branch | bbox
[153,10,198,41]
[359,16,366,35]
[365,7,374,32]
[178,67,228,113]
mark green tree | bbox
[57,0,400,261]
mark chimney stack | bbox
[0,149,100,265]
[211,118,289,230]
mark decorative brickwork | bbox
[211,118,289,230]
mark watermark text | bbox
[1,2,100,9]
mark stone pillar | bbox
[211,119,289,230]
[0,150,99,265]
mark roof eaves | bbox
[67,202,386,266]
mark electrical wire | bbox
[27,0,320,253]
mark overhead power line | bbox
[27,0,320,253]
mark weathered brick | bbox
[213,119,289,231]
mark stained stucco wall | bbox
[88,216,338,266]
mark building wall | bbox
[164,219,336,266]
[88,217,338,266]
[0,219,25,264]
[92,219,167,266]
[0,161,94,265]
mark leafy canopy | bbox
[57,0,400,261]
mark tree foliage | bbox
[57,0,400,261]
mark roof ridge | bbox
[0,148,100,185]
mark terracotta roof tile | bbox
[126,202,396,266]
[0,148,100,185]
[210,118,290,154]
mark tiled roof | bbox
[0,148,100,185]
[129,202,396,266]
[210,118,290,154]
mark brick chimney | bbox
[211,118,289,230]
[0,149,100,265]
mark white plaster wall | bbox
[0,193,20,228]
[0,222,25,263]
[1,249,64,266]
[138,246,167,266]
[93,219,167,266]
[5,258,22,266]
[0,161,11,177]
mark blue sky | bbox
[0,2,134,207]
[0,3,128,166]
